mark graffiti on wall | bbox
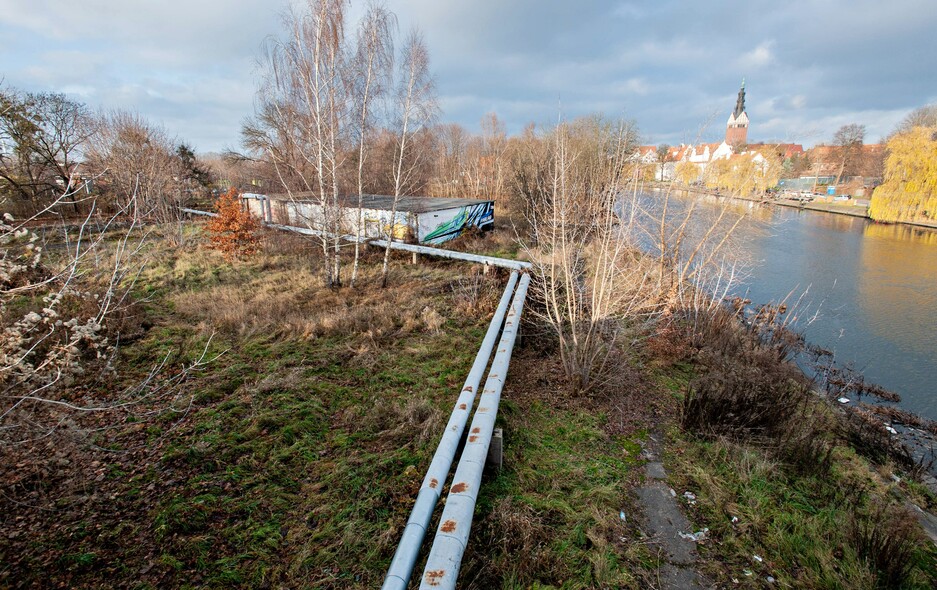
[420,202,494,244]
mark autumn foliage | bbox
[207,188,259,259]
[870,126,937,223]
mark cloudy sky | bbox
[2,0,935,152]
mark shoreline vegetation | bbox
[651,181,937,231]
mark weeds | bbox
[849,499,930,588]
[680,303,834,473]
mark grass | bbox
[0,225,650,589]
[657,308,937,589]
[5,221,936,590]
[463,398,647,588]
[668,433,937,588]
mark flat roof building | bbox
[243,193,495,245]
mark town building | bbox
[632,81,803,183]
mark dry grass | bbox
[167,235,455,343]
[850,499,928,588]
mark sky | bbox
[1,0,935,153]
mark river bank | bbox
[649,182,937,231]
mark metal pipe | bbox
[180,207,216,217]
[418,273,531,589]
[370,239,531,271]
[381,271,520,590]
[182,207,530,271]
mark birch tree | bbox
[349,2,394,287]
[380,29,437,288]
[520,117,658,393]
[244,0,349,287]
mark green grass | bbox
[18,229,645,589]
[459,395,649,588]
[665,382,937,589]
[22,224,935,590]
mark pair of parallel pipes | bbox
[383,273,531,590]
[183,207,532,586]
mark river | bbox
[647,189,937,421]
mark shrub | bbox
[206,189,259,260]
[849,499,929,588]
[680,304,834,472]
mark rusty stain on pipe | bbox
[381,272,520,590]
[418,273,531,590]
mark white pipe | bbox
[418,273,531,589]
[370,239,531,271]
[180,207,216,217]
[182,207,529,271]
[381,271,520,590]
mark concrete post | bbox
[486,428,503,473]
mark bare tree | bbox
[86,110,186,230]
[893,103,937,135]
[244,0,350,287]
[349,1,395,287]
[0,185,213,445]
[0,90,93,216]
[429,122,469,198]
[380,28,437,288]
[480,112,509,201]
[831,123,865,186]
[518,114,749,393]
[520,117,659,393]
[656,143,671,181]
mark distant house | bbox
[634,81,804,184]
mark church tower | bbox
[725,79,749,146]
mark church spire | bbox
[733,78,746,119]
[726,79,749,146]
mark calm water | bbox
[657,191,937,420]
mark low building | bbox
[242,193,494,245]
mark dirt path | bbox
[636,431,708,589]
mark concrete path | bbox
[636,432,708,590]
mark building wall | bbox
[241,195,494,244]
[418,202,494,244]
[726,124,748,145]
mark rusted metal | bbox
[418,273,531,590]
[424,570,445,586]
[381,272,520,590]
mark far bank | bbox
[647,182,937,231]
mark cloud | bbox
[0,0,935,150]
[738,41,775,69]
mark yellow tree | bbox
[704,153,780,196]
[870,127,937,223]
[674,160,699,186]
[704,158,733,191]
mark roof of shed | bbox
[264,193,492,213]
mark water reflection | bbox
[654,191,937,420]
